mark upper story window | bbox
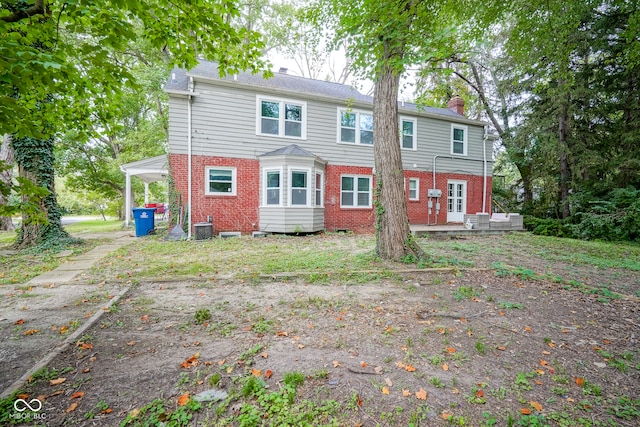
[401,118,417,150]
[205,167,236,196]
[451,124,468,155]
[338,109,373,145]
[341,175,372,208]
[257,96,306,139]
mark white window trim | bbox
[205,166,237,196]
[262,167,283,206]
[256,96,307,139]
[289,167,312,207]
[451,124,468,156]
[408,177,419,201]
[340,174,372,208]
[337,108,374,146]
[400,117,417,151]
[315,171,324,208]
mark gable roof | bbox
[165,60,482,124]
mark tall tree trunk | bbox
[0,134,15,231]
[13,136,69,248]
[373,61,422,260]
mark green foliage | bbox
[524,216,576,238]
[194,308,212,324]
[120,397,202,426]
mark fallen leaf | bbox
[276,331,288,337]
[356,394,363,406]
[402,364,415,372]
[415,388,427,400]
[497,346,506,351]
[603,339,611,344]
[534,379,543,385]
[89,356,97,362]
[66,402,78,412]
[442,363,449,371]
[396,361,406,369]
[540,359,548,366]
[15,319,24,325]
[251,368,261,377]
[101,407,113,414]
[49,378,67,386]
[226,366,233,373]
[531,401,543,411]
[441,411,453,420]
[297,343,305,349]
[36,394,46,402]
[381,386,390,395]
[574,377,584,387]
[17,393,29,399]
[520,408,531,415]
[524,326,532,332]
[70,391,84,399]
[567,397,575,402]
[374,366,384,374]
[24,329,40,335]
[542,350,551,355]
[127,341,136,346]
[177,393,190,406]
[452,387,460,394]
[535,369,545,375]
[384,377,393,387]
[140,315,149,321]
[58,325,69,334]
[475,389,485,398]
[261,352,269,358]
[50,390,64,397]
[333,360,342,368]
[264,369,273,379]
[402,389,411,397]
[547,342,555,348]
[361,361,368,368]
[218,359,226,366]
[446,347,456,353]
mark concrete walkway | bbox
[27,231,135,285]
[0,230,136,398]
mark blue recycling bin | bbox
[132,207,156,237]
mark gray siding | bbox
[167,80,493,176]
[260,207,324,233]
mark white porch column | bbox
[125,172,132,227]
[144,182,149,206]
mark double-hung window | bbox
[205,167,236,196]
[341,175,371,208]
[257,97,306,138]
[408,178,419,201]
[315,173,324,207]
[290,170,309,206]
[400,118,417,150]
[338,109,373,145]
[264,169,281,205]
[451,124,467,155]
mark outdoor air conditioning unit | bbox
[428,189,442,198]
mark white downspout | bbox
[482,127,488,213]
[187,77,193,239]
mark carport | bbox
[120,155,169,227]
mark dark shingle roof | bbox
[260,144,316,158]
[164,60,466,120]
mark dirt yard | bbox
[1,233,639,426]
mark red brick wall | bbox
[170,154,493,234]
[323,165,377,233]
[170,154,259,234]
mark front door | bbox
[447,181,466,223]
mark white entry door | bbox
[447,181,466,223]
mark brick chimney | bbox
[447,96,465,116]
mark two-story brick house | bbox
[165,60,493,235]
